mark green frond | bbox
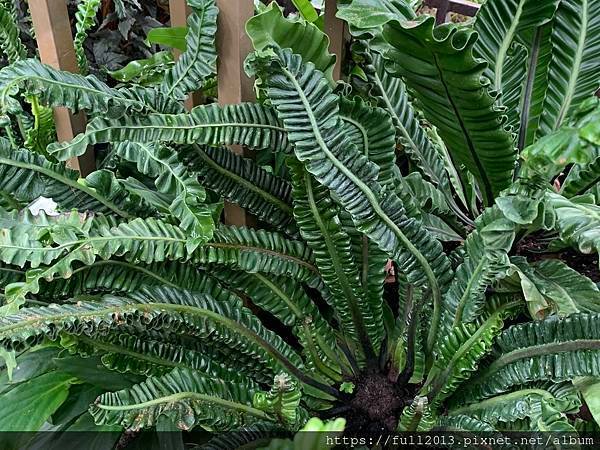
[382,17,517,205]
[472,0,559,140]
[1,209,317,309]
[86,333,261,385]
[539,0,600,135]
[161,0,218,100]
[24,97,56,153]
[113,141,215,244]
[0,3,26,63]
[388,276,426,384]
[396,172,452,218]
[80,329,275,385]
[109,52,175,86]
[0,288,306,380]
[0,59,149,118]
[34,260,179,297]
[73,0,101,74]
[440,217,516,331]
[339,96,396,187]
[119,86,186,114]
[354,48,451,194]
[1,213,191,310]
[463,314,600,401]
[562,156,600,198]
[509,257,600,318]
[130,286,307,379]
[545,192,600,258]
[437,414,496,432]
[0,147,155,218]
[217,269,345,381]
[248,47,453,357]
[90,368,269,431]
[200,225,319,284]
[520,100,599,179]
[448,383,580,427]
[182,145,297,235]
[34,260,233,302]
[336,0,415,38]
[397,396,436,432]
[423,301,518,407]
[246,2,336,85]
[47,103,290,161]
[288,160,382,361]
[253,373,302,429]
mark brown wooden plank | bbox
[425,0,480,23]
[216,0,256,227]
[28,0,95,175]
[324,0,345,81]
[449,0,481,16]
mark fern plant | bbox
[0,0,599,446]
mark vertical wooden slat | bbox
[324,0,345,81]
[169,0,190,38]
[434,0,450,24]
[28,0,94,175]
[216,0,256,227]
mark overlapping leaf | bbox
[182,145,296,235]
[545,192,600,258]
[114,141,215,245]
[90,368,267,431]
[0,59,148,118]
[472,0,560,137]
[161,0,218,100]
[217,269,344,381]
[288,160,380,361]
[0,147,153,218]
[463,313,600,400]
[248,48,452,356]
[247,2,336,85]
[48,103,290,161]
[382,17,517,205]
[539,0,600,134]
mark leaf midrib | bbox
[281,65,441,342]
[96,390,270,420]
[0,237,317,273]
[477,338,600,381]
[555,0,589,129]
[303,170,372,357]
[0,156,130,218]
[193,145,293,214]
[431,54,494,205]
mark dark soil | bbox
[559,250,600,283]
[516,235,599,283]
[341,371,416,438]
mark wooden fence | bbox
[27,0,479,224]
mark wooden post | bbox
[324,0,345,81]
[424,0,480,24]
[28,0,95,175]
[216,0,256,227]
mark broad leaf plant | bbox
[0,0,598,445]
